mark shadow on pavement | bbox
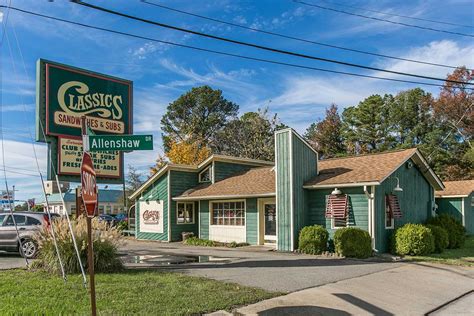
[333,293,393,316]
[256,305,350,315]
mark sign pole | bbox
[81,116,97,316]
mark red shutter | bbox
[325,194,348,219]
[386,194,402,218]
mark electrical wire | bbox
[293,0,474,38]
[70,1,473,86]
[140,0,463,70]
[4,5,468,90]
[316,0,474,29]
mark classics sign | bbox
[81,152,98,218]
[36,59,133,141]
[139,201,164,234]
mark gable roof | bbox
[435,180,474,198]
[304,148,444,190]
[174,166,275,200]
[129,154,273,200]
[41,189,123,204]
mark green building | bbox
[435,180,474,235]
[130,128,444,253]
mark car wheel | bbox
[20,239,38,259]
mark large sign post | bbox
[81,117,98,316]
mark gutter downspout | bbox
[364,185,376,250]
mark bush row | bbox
[298,225,372,259]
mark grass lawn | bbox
[0,269,279,315]
[406,235,474,267]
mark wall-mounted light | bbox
[331,188,342,195]
[393,177,403,192]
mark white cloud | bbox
[1,104,34,112]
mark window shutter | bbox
[325,194,349,219]
[386,194,402,218]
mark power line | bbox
[4,5,468,90]
[71,1,473,86]
[317,0,474,29]
[141,0,463,70]
[293,0,474,38]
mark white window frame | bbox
[385,198,394,229]
[199,165,212,183]
[331,218,348,230]
[210,199,246,227]
[176,202,195,225]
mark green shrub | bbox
[33,216,123,274]
[426,224,449,253]
[427,214,466,249]
[394,223,435,256]
[298,225,328,255]
[116,220,128,232]
[333,227,372,258]
[183,237,217,247]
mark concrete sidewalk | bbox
[236,263,474,315]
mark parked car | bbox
[98,214,116,226]
[114,213,128,222]
[0,212,60,258]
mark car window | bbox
[0,214,5,225]
[26,216,42,226]
[4,215,27,226]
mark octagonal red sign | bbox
[81,152,97,218]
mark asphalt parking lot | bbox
[0,252,29,270]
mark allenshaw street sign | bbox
[86,135,153,152]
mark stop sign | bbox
[81,152,97,218]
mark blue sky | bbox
[0,0,473,201]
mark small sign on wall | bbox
[139,200,164,234]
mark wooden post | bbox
[86,216,97,316]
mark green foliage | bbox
[31,204,44,212]
[426,224,449,253]
[333,227,372,259]
[427,214,466,249]
[116,220,128,232]
[32,216,123,274]
[304,104,345,158]
[160,85,238,151]
[394,224,435,256]
[212,107,284,161]
[183,237,217,247]
[298,225,329,255]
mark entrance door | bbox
[264,203,277,242]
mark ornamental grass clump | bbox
[33,216,123,274]
[333,227,372,259]
[394,223,435,256]
[298,225,329,255]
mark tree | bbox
[434,67,473,143]
[126,165,145,192]
[160,86,239,151]
[341,94,393,153]
[166,140,211,165]
[212,108,284,161]
[389,88,434,147]
[31,204,44,212]
[14,202,28,212]
[150,154,168,175]
[305,104,345,158]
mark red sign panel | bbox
[81,152,98,218]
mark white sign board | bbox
[139,200,164,234]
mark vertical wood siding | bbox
[276,131,292,251]
[275,129,318,251]
[375,159,434,252]
[465,193,473,234]
[291,133,318,248]
[213,161,255,182]
[246,198,258,245]
[169,170,199,241]
[199,200,210,239]
[306,187,368,238]
[436,197,463,223]
[135,173,168,241]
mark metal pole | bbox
[86,215,97,316]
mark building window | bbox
[385,194,402,229]
[106,205,112,214]
[199,165,212,183]
[99,205,104,214]
[325,195,348,229]
[177,202,195,224]
[211,201,245,226]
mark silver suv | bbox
[0,212,60,259]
